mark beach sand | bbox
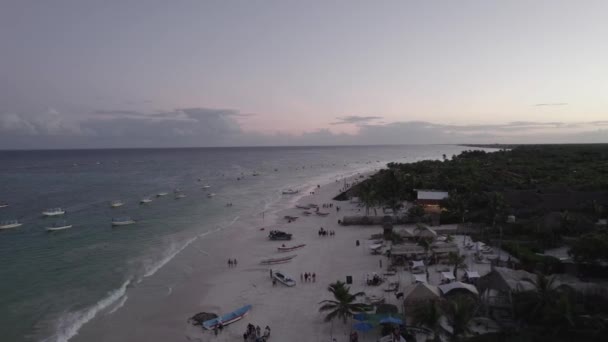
[71,171,497,342]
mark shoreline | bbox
[68,170,381,342]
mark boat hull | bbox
[260,254,296,265]
[46,225,72,231]
[273,272,296,286]
[202,305,252,330]
[42,212,65,217]
[277,244,306,252]
[0,223,22,229]
[112,221,136,226]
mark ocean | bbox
[0,145,474,342]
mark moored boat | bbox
[295,205,310,210]
[0,220,22,230]
[272,271,296,286]
[111,217,136,226]
[202,305,252,330]
[175,193,187,199]
[46,221,73,231]
[42,208,66,217]
[316,211,330,216]
[140,197,152,204]
[282,189,299,195]
[268,230,292,240]
[207,193,216,198]
[202,185,211,189]
[156,192,169,197]
[0,202,8,208]
[110,200,124,208]
[260,254,297,265]
[277,243,306,252]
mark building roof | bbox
[403,282,440,303]
[479,267,536,292]
[390,244,425,255]
[466,271,481,279]
[411,260,425,269]
[438,281,479,296]
[441,272,456,280]
[416,190,449,201]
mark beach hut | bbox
[410,260,425,274]
[413,274,427,284]
[441,272,456,283]
[464,271,481,284]
[402,283,440,315]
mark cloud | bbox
[534,103,568,106]
[0,107,607,149]
[331,115,383,125]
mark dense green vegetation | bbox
[355,144,608,261]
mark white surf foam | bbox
[143,236,198,278]
[44,279,131,342]
[106,295,128,315]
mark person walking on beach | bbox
[270,269,273,278]
[228,259,232,268]
[312,273,316,282]
[234,259,238,266]
[304,272,309,282]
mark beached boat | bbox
[156,192,169,197]
[175,193,187,199]
[0,220,22,230]
[282,189,299,195]
[268,230,292,241]
[111,217,136,226]
[273,271,296,286]
[295,205,310,210]
[46,221,73,231]
[42,208,66,217]
[202,304,252,330]
[277,243,306,252]
[260,254,297,265]
[110,200,124,208]
[302,211,312,216]
[207,193,216,198]
[140,197,153,204]
[316,211,330,216]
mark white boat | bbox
[272,271,296,286]
[140,197,153,204]
[282,189,299,195]
[0,202,8,208]
[207,193,216,198]
[46,222,73,231]
[202,185,211,189]
[42,208,66,217]
[173,188,182,193]
[175,193,187,199]
[110,200,124,208]
[112,217,136,226]
[156,192,169,197]
[0,220,22,229]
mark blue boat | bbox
[202,304,252,330]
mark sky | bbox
[1,0,607,149]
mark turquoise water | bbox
[0,145,473,341]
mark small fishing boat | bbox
[277,243,306,252]
[42,208,66,217]
[140,197,153,204]
[252,172,260,176]
[0,202,8,208]
[268,230,292,240]
[282,189,299,195]
[273,271,296,286]
[207,193,216,198]
[202,185,211,189]
[0,220,22,230]
[111,217,136,226]
[175,193,187,199]
[302,211,312,216]
[46,221,73,231]
[173,188,182,193]
[260,254,297,265]
[110,200,124,208]
[316,212,330,216]
[156,192,169,197]
[202,304,252,330]
[295,205,310,210]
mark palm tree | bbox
[515,273,559,324]
[412,299,443,342]
[447,252,468,280]
[442,295,477,342]
[358,181,377,216]
[319,281,367,324]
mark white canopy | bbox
[411,260,425,269]
[438,281,479,296]
[466,271,480,279]
[413,274,427,283]
[441,272,456,280]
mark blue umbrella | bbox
[353,313,369,321]
[379,316,403,325]
[353,321,374,332]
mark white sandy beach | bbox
[72,173,494,342]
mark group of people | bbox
[243,324,270,341]
[227,258,238,267]
[318,227,335,237]
[349,331,360,342]
[301,272,316,282]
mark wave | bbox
[143,236,198,278]
[43,279,131,342]
[106,295,128,315]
